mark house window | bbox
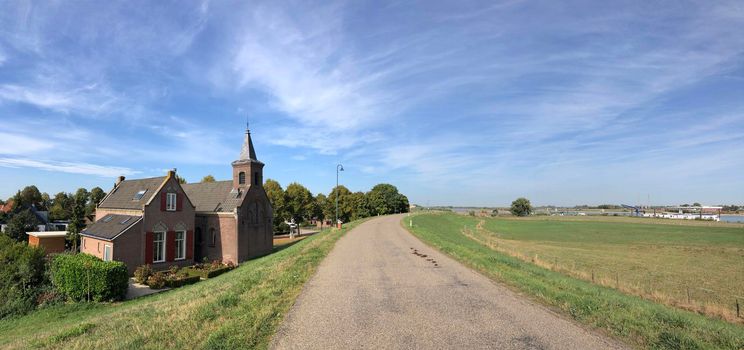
[175,231,186,260]
[166,193,177,211]
[209,228,216,247]
[238,172,246,185]
[153,231,166,263]
[103,245,112,262]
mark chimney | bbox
[116,176,125,186]
[167,169,176,178]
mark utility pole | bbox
[336,164,344,228]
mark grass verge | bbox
[0,219,366,350]
[405,213,744,350]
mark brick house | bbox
[80,127,274,274]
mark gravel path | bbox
[271,214,627,349]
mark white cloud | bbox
[0,157,138,177]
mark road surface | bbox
[271,214,625,349]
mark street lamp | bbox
[336,164,344,227]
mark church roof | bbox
[97,176,166,210]
[181,181,245,213]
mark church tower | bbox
[232,126,264,190]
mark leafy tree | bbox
[264,179,286,233]
[87,187,106,216]
[40,193,51,211]
[49,192,72,221]
[285,183,314,225]
[176,175,187,184]
[510,197,532,217]
[693,202,702,207]
[348,192,371,220]
[367,184,409,215]
[67,188,89,252]
[12,186,43,210]
[328,185,352,222]
[313,194,327,225]
[201,175,216,183]
[491,209,499,217]
[5,209,39,241]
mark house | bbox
[80,127,274,274]
[0,199,14,213]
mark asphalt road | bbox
[271,214,626,349]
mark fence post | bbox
[615,273,619,289]
[591,270,595,283]
[686,287,691,304]
[737,299,741,318]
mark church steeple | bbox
[239,126,258,161]
[232,123,264,190]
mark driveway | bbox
[271,214,626,349]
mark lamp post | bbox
[336,164,344,228]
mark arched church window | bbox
[238,172,246,185]
[209,228,216,247]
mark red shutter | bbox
[186,230,193,259]
[160,192,166,211]
[166,231,176,262]
[176,193,183,211]
[145,232,154,264]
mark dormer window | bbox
[238,172,246,185]
[166,193,177,211]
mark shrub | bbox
[146,272,166,289]
[164,274,200,288]
[168,265,179,275]
[0,235,49,319]
[204,266,232,279]
[133,264,153,284]
[51,253,128,302]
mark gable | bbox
[98,177,167,210]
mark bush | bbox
[146,272,166,289]
[51,253,129,302]
[0,235,49,319]
[164,275,200,288]
[203,266,231,279]
[133,264,154,284]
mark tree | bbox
[693,202,702,207]
[4,209,39,241]
[67,188,89,252]
[328,186,352,222]
[313,194,327,226]
[176,175,187,184]
[367,183,408,215]
[40,193,51,211]
[285,183,314,225]
[348,192,371,220]
[201,175,216,183]
[12,186,43,210]
[264,179,286,233]
[87,187,106,216]
[510,197,532,217]
[49,192,72,221]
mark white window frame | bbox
[153,231,166,263]
[103,244,112,262]
[166,193,177,211]
[174,231,186,260]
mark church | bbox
[80,126,274,273]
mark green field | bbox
[0,220,365,349]
[406,212,744,349]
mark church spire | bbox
[239,125,258,161]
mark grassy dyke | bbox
[405,213,744,350]
[0,220,366,350]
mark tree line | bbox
[264,180,409,233]
[0,185,106,248]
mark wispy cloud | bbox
[0,157,137,177]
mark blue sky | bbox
[1,0,743,206]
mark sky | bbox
[0,0,743,207]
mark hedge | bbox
[51,253,128,302]
[203,266,232,279]
[164,275,201,288]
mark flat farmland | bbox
[412,213,744,322]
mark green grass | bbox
[0,220,366,350]
[405,212,744,350]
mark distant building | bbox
[0,199,14,213]
[26,231,67,254]
[80,126,273,274]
